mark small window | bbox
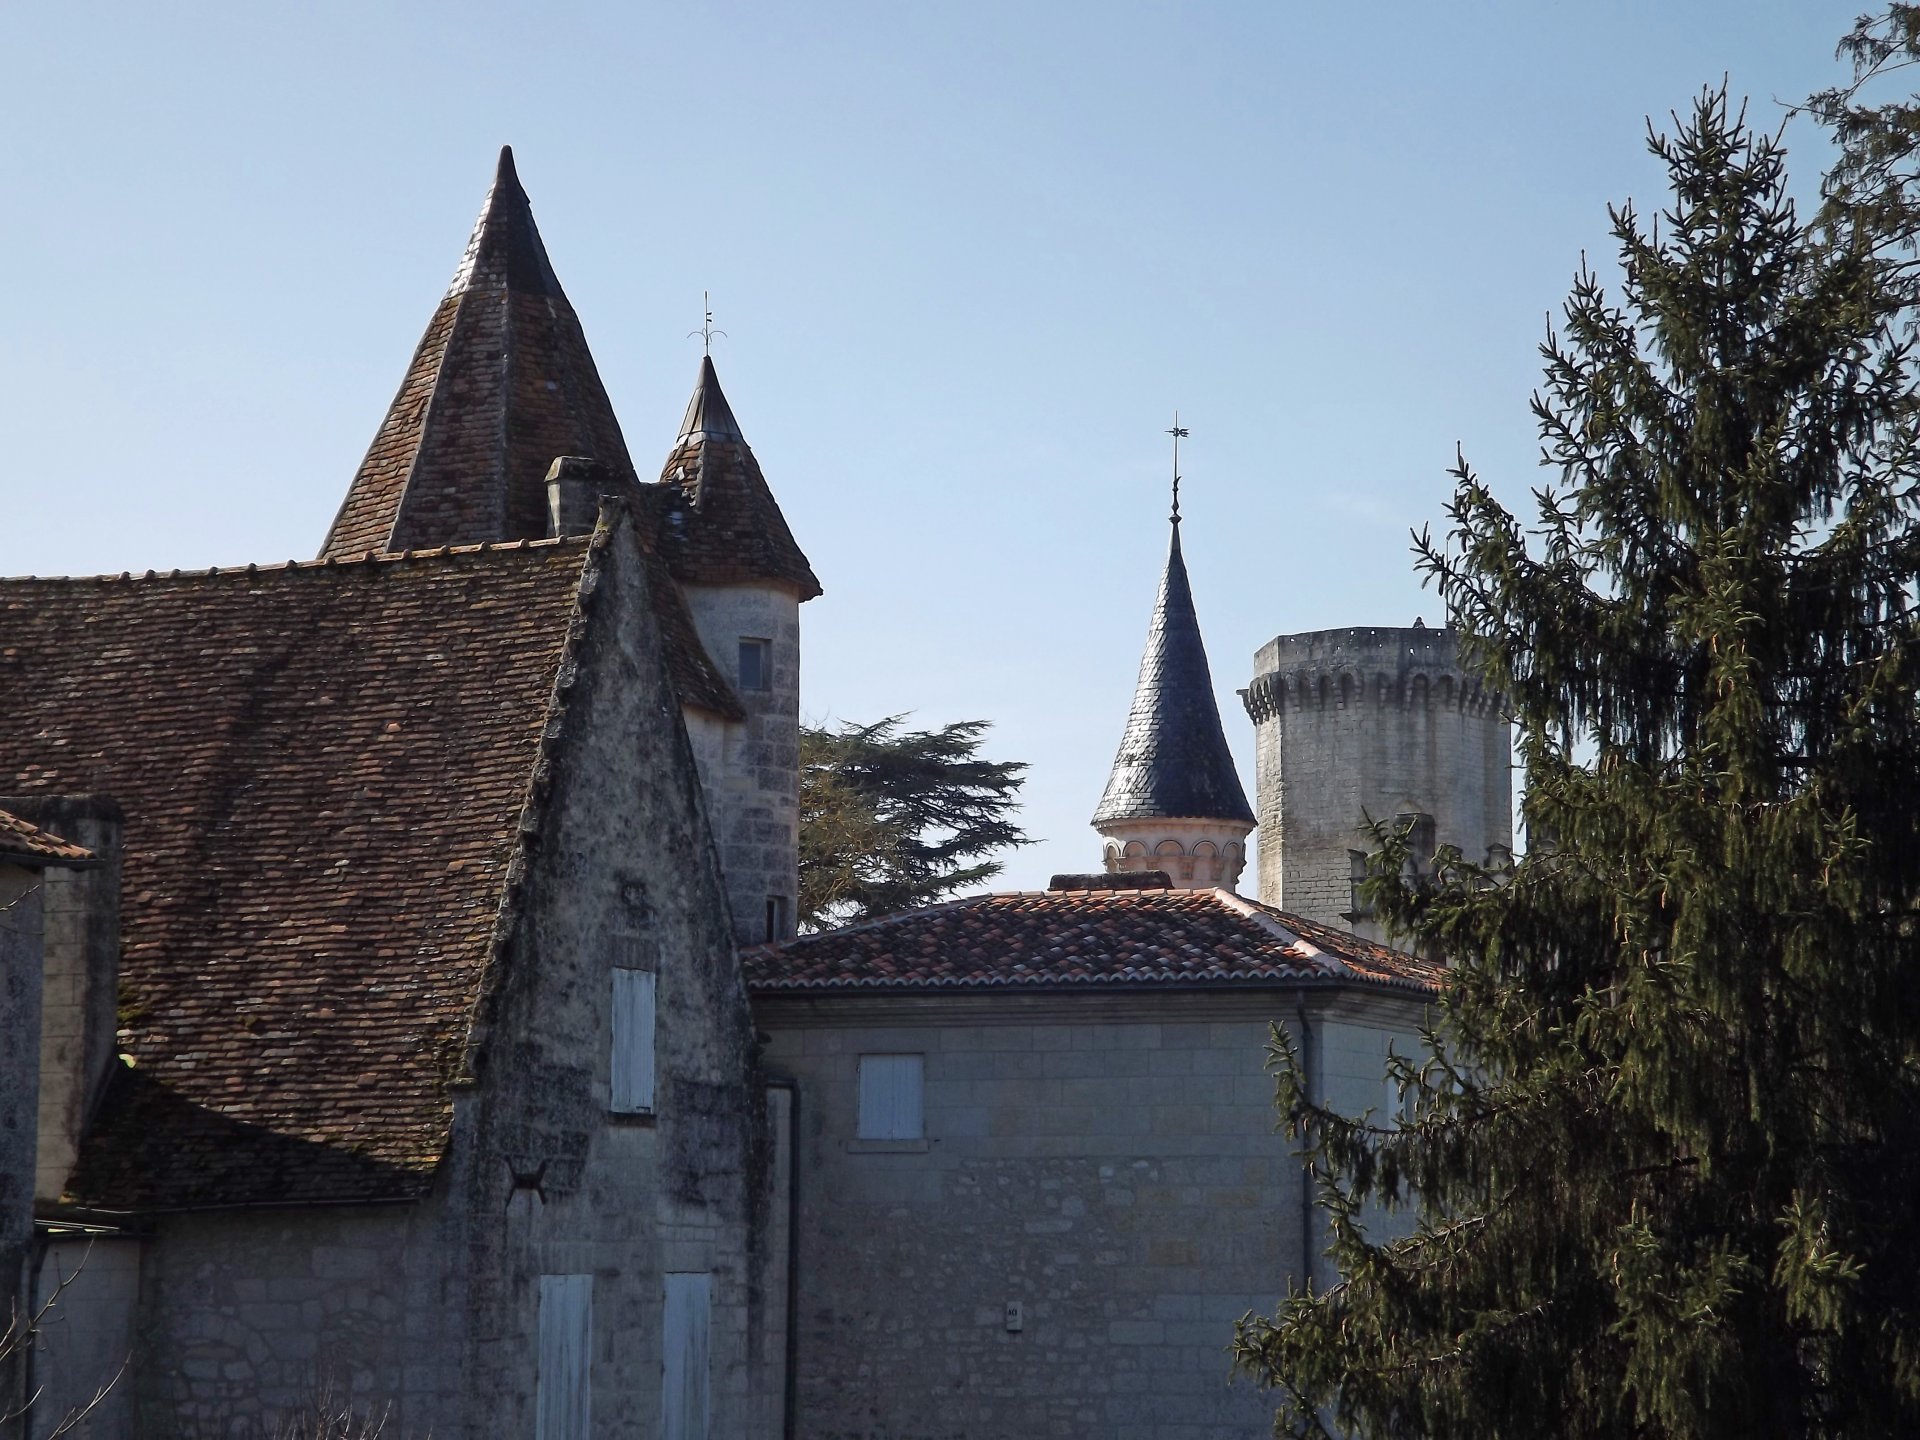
[536,1274,592,1440]
[858,1054,924,1140]
[611,969,656,1114]
[738,638,772,692]
[764,895,790,944]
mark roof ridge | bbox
[2,536,592,586]
[755,892,995,953]
[1209,888,1354,976]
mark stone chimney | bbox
[0,797,123,1207]
[546,456,611,539]
[0,801,105,1424]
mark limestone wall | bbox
[756,988,1427,1440]
[1245,626,1511,932]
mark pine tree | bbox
[797,716,1028,930]
[1232,88,1920,1439]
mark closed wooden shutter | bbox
[610,968,656,1113]
[536,1274,592,1440]
[661,1271,712,1440]
[857,1054,924,1139]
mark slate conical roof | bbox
[652,355,820,599]
[320,147,640,559]
[1092,518,1255,827]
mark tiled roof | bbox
[0,540,595,1209]
[652,356,821,600]
[0,807,94,866]
[320,146,642,561]
[744,887,1440,996]
[313,149,744,723]
[1092,521,1255,828]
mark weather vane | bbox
[689,291,727,355]
[1168,413,1189,524]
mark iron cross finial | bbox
[1168,413,1190,524]
[689,291,727,355]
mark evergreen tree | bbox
[1232,88,1920,1438]
[797,716,1028,931]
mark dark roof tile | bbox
[0,541,594,1208]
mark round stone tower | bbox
[1241,624,1510,932]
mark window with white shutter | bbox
[662,1271,712,1440]
[536,1273,592,1440]
[611,968,656,1114]
[857,1054,924,1140]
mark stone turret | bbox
[1242,624,1511,934]
[1092,499,1255,890]
[653,356,819,945]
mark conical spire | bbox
[320,146,639,559]
[1092,515,1255,829]
[653,355,820,600]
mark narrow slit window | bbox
[611,968,657,1114]
[765,894,790,944]
[857,1054,924,1140]
[738,638,772,692]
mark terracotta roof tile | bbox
[744,888,1441,995]
[0,807,94,866]
[0,540,594,1208]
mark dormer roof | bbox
[652,356,820,600]
[1092,519,1255,829]
[320,146,640,560]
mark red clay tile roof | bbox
[652,357,821,600]
[0,807,94,866]
[744,887,1441,995]
[0,540,596,1209]
[321,147,642,561]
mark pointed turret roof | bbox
[651,356,820,600]
[1092,516,1255,828]
[320,146,641,559]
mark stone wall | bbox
[1244,627,1511,932]
[755,988,1427,1440]
[0,798,123,1208]
[679,583,802,947]
[2,862,44,1431]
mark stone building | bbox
[1,148,812,1437]
[740,501,1439,1439]
[0,145,1499,1439]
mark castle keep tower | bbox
[1092,470,1255,889]
[1242,625,1510,932]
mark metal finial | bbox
[1167,413,1189,525]
[688,291,727,355]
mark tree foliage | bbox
[797,715,1028,931]
[1233,84,1920,1439]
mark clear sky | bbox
[0,1,1869,890]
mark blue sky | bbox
[0,2,1868,888]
